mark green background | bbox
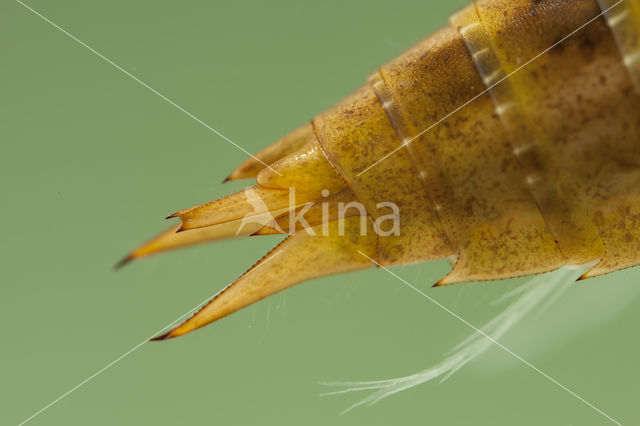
[2,0,639,425]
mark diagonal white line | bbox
[17,251,283,425]
[357,0,625,176]
[15,0,282,176]
[356,250,622,426]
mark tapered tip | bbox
[223,168,253,182]
[149,330,173,341]
[251,224,285,236]
[165,212,179,219]
[114,255,134,270]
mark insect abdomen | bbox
[126,0,640,338]
[317,0,640,283]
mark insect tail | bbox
[116,186,298,267]
[151,217,377,340]
[119,129,348,266]
[224,123,313,182]
[320,267,583,413]
[120,125,373,337]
